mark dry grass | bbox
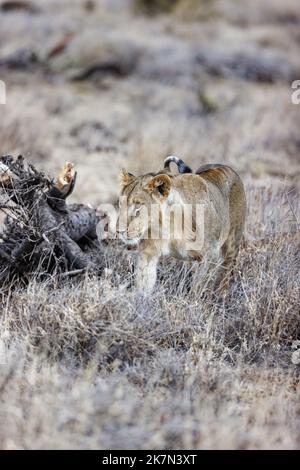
[1,183,299,449]
[0,0,300,450]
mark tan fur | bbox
[117,163,246,295]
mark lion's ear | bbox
[146,174,172,200]
[120,168,135,188]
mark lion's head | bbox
[117,168,173,246]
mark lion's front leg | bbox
[135,252,159,295]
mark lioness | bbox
[117,157,246,295]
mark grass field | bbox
[0,0,299,449]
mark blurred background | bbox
[0,0,299,205]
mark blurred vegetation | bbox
[175,0,216,21]
[198,92,218,114]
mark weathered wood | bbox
[0,156,101,283]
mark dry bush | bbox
[134,0,216,20]
[0,0,300,450]
[1,345,299,450]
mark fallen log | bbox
[0,155,101,284]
